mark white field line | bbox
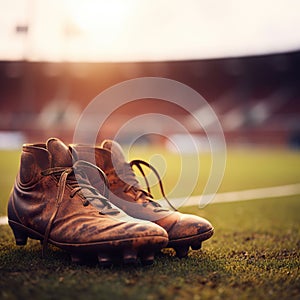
[0,216,8,225]
[164,183,300,208]
[1,183,300,225]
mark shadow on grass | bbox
[0,223,227,278]
[1,220,299,299]
[0,241,226,272]
[0,232,230,300]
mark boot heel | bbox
[9,221,28,245]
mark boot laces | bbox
[41,160,119,256]
[114,159,177,212]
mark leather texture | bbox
[71,140,214,245]
[8,138,168,255]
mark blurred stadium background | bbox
[0,0,300,149]
[1,3,299,298]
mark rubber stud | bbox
[11,227,28,245]
[123,249,138,265]
[191,241,202,250]
[141,253,155,266]
[97,253,112,267]
[174,245,189,258]
[71,254,84,264]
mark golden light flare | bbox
[65,0,132,38]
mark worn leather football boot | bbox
[8,138,168,266]
[71,140,214,258]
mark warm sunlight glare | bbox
[66,0,131,38]
[63,0,135,60]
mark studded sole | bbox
[9,220,168,266]
[167,228,214,258]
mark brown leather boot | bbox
[8,138,168,266]
[71,140,214,258]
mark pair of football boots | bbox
[8,138,213,266]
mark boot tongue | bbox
[101,140,127,167]
[101,139,140,188]
[46,138,72,167]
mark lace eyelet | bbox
[82,199,89,206]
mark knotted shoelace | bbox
[111,159,177,212]
[41,160,119,256]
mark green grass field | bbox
[1,147,300,215]
[0,147,300,299]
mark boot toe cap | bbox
[167,213,213,241]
